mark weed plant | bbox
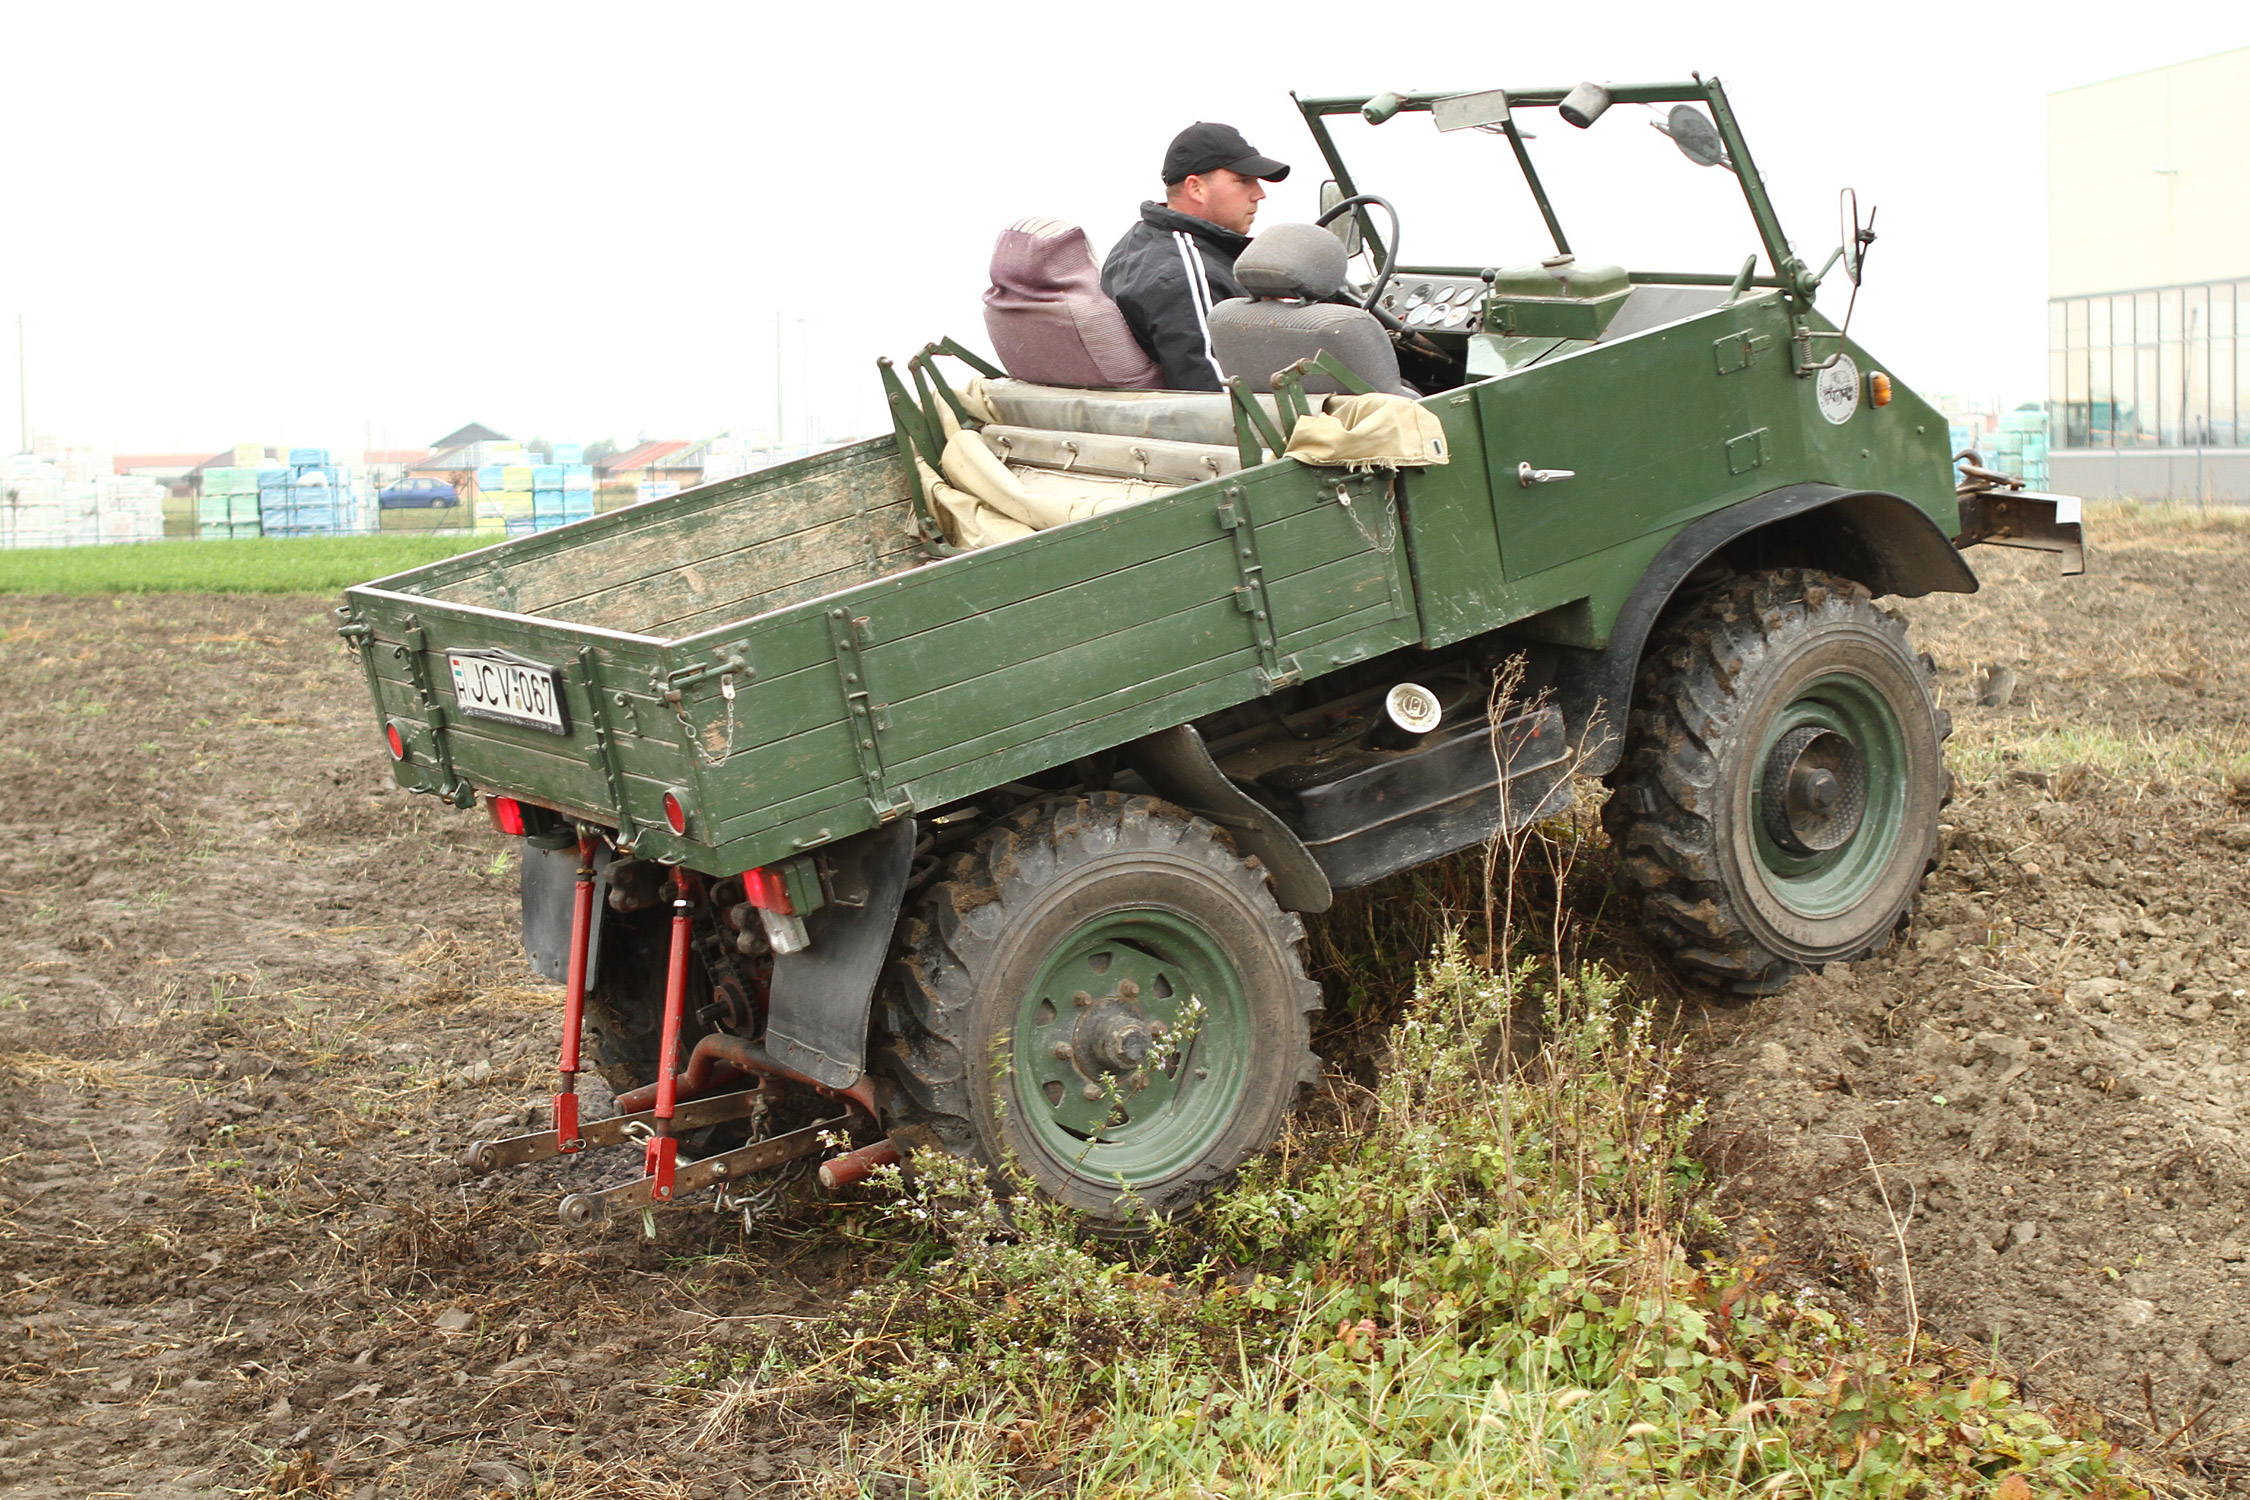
[774,805,2138,1498]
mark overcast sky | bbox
[2,1,2243,457]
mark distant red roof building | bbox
[597,440,694,476]
[113,453,213,476]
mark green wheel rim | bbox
[1750,669,1909,919]
[1012,908,1248,1187]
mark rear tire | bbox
[873,793,1320,1230]
[1601,568,1949,992]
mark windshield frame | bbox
[1291,78,1808,296]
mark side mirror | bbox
[1839,187,1877,286]
[1654,104,1730,169]
[1319,180,1363,257]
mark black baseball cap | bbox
[1161,122,1290,186]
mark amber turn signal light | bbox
[1868,371,1892,407]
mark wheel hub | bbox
[1075,983,1154,1076]
[1761,725,1866,854]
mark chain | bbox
[1332,475,1399,558]
[680,674,739,767]
[715,1152,815,1234]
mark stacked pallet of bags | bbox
[528,456,595,532]
[473,446,595,535]
[1,457,64,548]
[198,468,264,538]
[95,475,168,543]
[1984,409,2050,490]
[260,448,359,536]
[472,442,529,534]
[552,443,594,526]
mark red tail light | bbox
[742,865,794,915]
[489,796,527,836]
[385,722,408,761]
[662,790,689,836]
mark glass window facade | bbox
[2050,281,2248,447]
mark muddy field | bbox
[2,516,2246,1496]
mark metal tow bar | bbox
[557,1115,848,1228]
[551,832,599,1154]
[460,1085,768,1175]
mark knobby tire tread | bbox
[871,792,1321,1225]
[1601,568,1950,992]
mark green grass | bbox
[0,533,491,596]
[1949,721,2250,785]
[700,837,2145,1498]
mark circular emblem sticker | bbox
[1816,354,1860,425]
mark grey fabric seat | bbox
[968,376,1281,448]
[1208,223,1407,395]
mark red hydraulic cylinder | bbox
[644,868,696,1200]
[553,834,598,1154]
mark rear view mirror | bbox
[1319,180,1363,257]
[1840,187,1877,286]
[1655,104,1730,169]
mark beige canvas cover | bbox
[923,427,1177,549]
[1284,392,1450,470]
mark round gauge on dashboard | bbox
[1402,283,1431,309]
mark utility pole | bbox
[15,313,25,457]
[773,310,783,456]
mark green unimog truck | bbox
[339,77,2081,1230]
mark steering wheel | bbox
[1314,194,1402,323]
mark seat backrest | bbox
[1210,223,1406,395]
[969,376,1280,449]
[982,218,1166,390]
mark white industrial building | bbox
[2047,45,2250,501]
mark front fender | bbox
[1557,483,1977,777]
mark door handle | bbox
[1518,461,1576,487]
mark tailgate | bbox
[339,586,687,839]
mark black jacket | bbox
[1100,202,1250,392]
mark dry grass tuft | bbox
[0,1050,157,1093]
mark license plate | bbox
[447,651,569,734]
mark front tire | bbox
[1602,568,1949,992]
[874,794,1320,1229]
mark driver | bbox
[1101,122,1290,391]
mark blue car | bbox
[378,476,459,508]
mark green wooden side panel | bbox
[692,461,1419,867]
[345,423,1424,877]
[387,437,916,635]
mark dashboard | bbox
[1373,275,1490,334]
